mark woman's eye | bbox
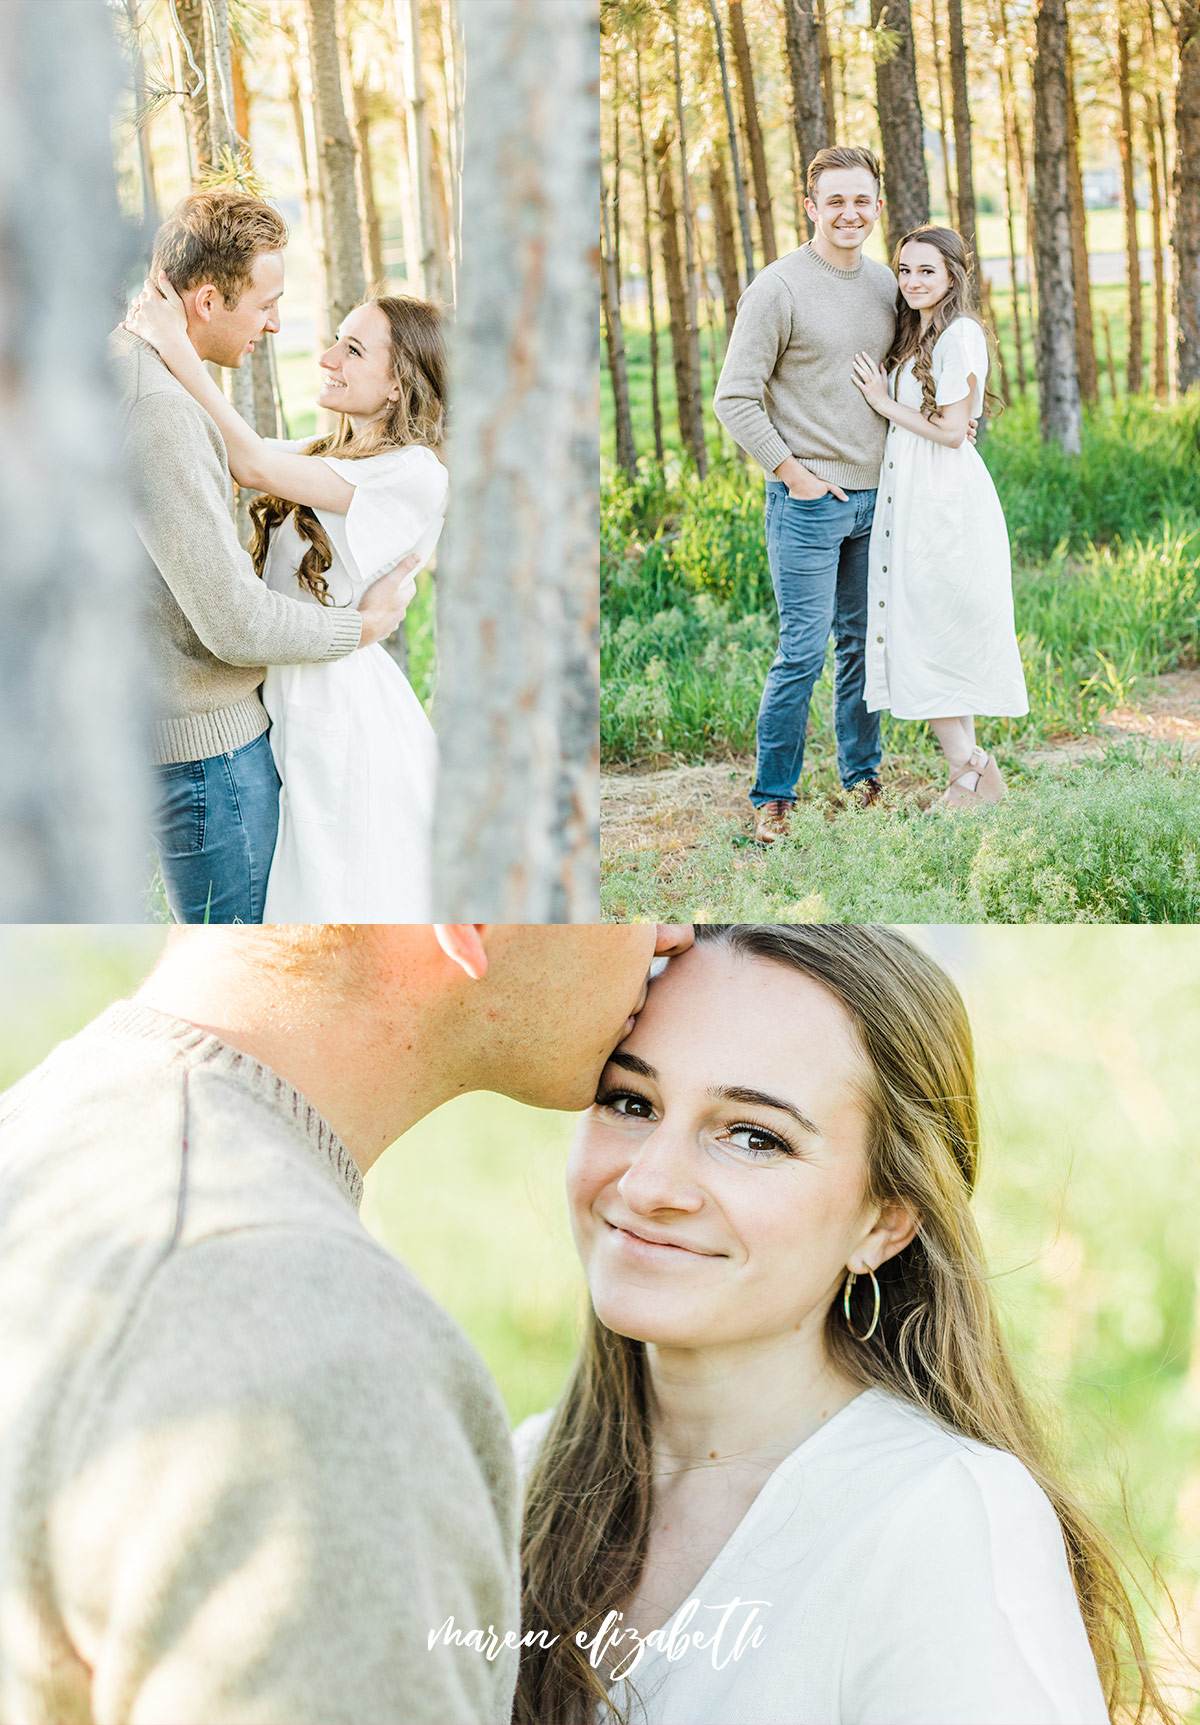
[727,1124,793,1159]
[596,1089,655,1120]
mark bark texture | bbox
[783,0,829,217]
[634,38,665,462]
[729,0,777,262]
[602,172,637,478]
[711,148,742,335]
[1117,16,1143,392]
[433,0,599,918]
[708,0,756,283]
[1032,0,1082,450]
[306,0,366,339]
[1173,0,1200,390]
[0,0,147,917]
[352,78,387,289]
[870,0,930,253]
[946,0,976,261]
[174,0,212,171]
[656,125,705,471]
[1065,25,1097,402]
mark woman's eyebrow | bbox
[607,1049,656,1078]
[711,1085,821,1136]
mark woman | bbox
[125,278,447,920]
[850,227,1028,808]
[515,926,1174,1725]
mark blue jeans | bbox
[751,482,882,806]
[151,731,281,924]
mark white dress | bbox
[864,317,1028,720]
[513,1388,1108,1725]
[259,441,448,922]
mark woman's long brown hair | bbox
[248,295,446,604]
[515,925,1181,1725]
[881,224,1003,422]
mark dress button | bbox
[882,565,887,572]
[876,635,884,643]
[879,599,885,607]
[885,530,889,537]
[887,496,891,503]
[888,461,893,468]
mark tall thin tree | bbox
[782,0,830,227]
[710,145,743,335]
[1065,21,1098,403]
[1032,0,1082,452]
[633,28,665,463]
[728,0,777,262]
[669,5,708,473]
[1172,0,1200,390]
[306,0,366,340]
[946,0,976,264]
[871,0,930,253]
[0,0,147,917]
[655,122,705,469]
[433,0,599,918]
[706,0,756,283]
[602,167,638,478]
[1116,9,1144,392]
[930,0,955,222]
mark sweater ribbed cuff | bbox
[797,458,881,492]
[751,429,795,478]
[319,610,364,660]
[152,696,269,766]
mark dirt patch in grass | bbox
[603,670,1200,868]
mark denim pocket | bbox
[154,760,207,857]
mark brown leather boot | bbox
[851,776,884,809]
[754,799,793,844]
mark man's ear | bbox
[434,925,489,981]
[191,283,221,325]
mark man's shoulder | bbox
[109,330,220,444]
[862,253,898,287]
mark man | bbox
[110,191,418,923]
[714,147,896,842]
[0,922,694,1725]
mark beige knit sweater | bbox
[0,1004,519,1725]
[713,243,898,491]
[110,330,363,766]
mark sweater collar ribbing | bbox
[802,240,867,279]
[86,1001,364,1209]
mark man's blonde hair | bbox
[806,145,882,201]
[150,190,288,309]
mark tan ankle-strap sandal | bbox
[941,748,1007,809]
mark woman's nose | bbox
[617,1129,704,1217]
[318,346,338,370]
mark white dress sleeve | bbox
[318,444,449,584]
[934,319,989,414]
[840,1448,1110,1725]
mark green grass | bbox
[602,395,1200,768]
[602,756,1200,924]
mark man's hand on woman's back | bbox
[357,552,421,647]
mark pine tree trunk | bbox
[669,20,708,477]
[1172,0,1200,391]
[711,148,742,335]
[946,0,976,263]
[1145,103,1168,398]
[602,171,637,479]
[396,0,440,302]
[1032,0,1082,452]
[783,0,830,232]
[729,0,777,263]
[0,0,147,918]
[655,124,704,471]
[352,79,387,290]
[1065,26,1097,403]
[306,0,366,340]
[1117,15,1144,393]
[815,0,836,143]
[125,0,159,233]
[634,37,665,464]
[997,30,1027,393]
[433,0,599,919]
[931,0,955,223]
[706,0,756,284]
[871,0,930,254]
[231,34,251,146]
[175,0,212,173]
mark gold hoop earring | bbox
[842,1267,880,1342]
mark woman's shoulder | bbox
[861,1393,1060,1541]
[934,315,988,351]
[321,442,448,491]
[511,1406,556,1485]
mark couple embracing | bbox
[4,922,1161,1724]
[715,147,1029,842]
[112,189,447,923]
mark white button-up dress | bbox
[864,317,1028,720]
